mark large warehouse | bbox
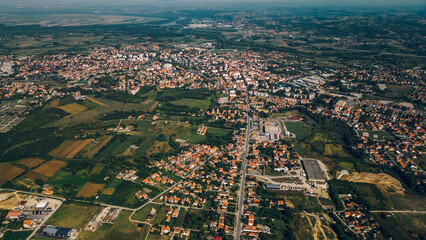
[301,160,325,181]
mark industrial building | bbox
[265,184,281,190]
[262,120,280,142]
[301,160,325,181]
[42,225,75,238]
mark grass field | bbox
[47,171,88,189]
[133,204,169,224]
[32,160,66,177]
[292,214,314,240]
[387,84,414,96]
[58,103,88,115]
[0,163,24,185]
[285,122,311,139]
[46,203,101,229]
[170,98,211,110]
[373,213,426,240]
[85,96,109,107]
[76,182,105,198]
[271,110,301,118]
[146,141,171,157]
[357,130,394,140]
[2,230,32,240]
[102,188,115,195]
[16,158,44,168]
[78,210,150,240]
[90,163,105,175]
[99,142,122,158]
[80,136,113,158]
[46,97,158,128]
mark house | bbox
[5,210,21,220]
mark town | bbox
[0,3,425,240]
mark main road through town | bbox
[234,91,250,240]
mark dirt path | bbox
[302,212,337,240]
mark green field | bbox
[357,130,395,140]
[285,121,311,139]
[170,98,211,110]
[45,97,158,128]
[78,210,150,240]
[386,84,414,96]
[47,170,88,189]
[2,230,32,240]
[46,203,102,229]
[90,163,105,175]
[99,142,122,158]
[373,213,426,240]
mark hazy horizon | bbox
[1,0,425,8]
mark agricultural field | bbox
[76,182,105,198]
[32,160,66,177]
[0,163,25,185]
[57,103,88,115]
[49,139,93,158]
[79,136,113,158]
[16,158,44,168]
[24,171,50,182]
[45,203,102,229]
[285,121,311,139]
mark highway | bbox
[234,91,250,240]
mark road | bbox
[127,159,208,239]
[234,90,250,240]
[0,188,66,201]
[369,210,426,214]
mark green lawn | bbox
[285,122,310,139]
[46,203,101,229]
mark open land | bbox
[0,163,24,185]
[76,182,105,198]
[32,160,66,177]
